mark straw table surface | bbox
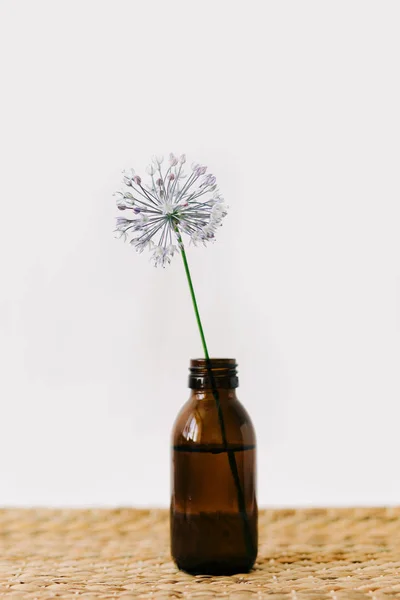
[0,508,399,599]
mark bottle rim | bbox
[188,358,238,389]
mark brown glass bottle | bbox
[170,359,257,575]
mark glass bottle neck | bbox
[188,358,239,390]
[190,388,238,403]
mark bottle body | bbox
[170,359,257,575]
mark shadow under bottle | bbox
[170,359,258,575]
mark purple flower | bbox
[196,166,207,176]
[169,153,178,166]
[114,153,227,267]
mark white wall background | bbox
[0,0,399,507]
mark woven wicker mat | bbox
[0,508,399,599]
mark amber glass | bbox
[170,359,257,575]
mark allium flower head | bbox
[114,154,228,267]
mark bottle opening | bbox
[188,358,239,389]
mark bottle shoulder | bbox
[172,393,256,448]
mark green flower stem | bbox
[178,239,210,360]
[176,228,255,559]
